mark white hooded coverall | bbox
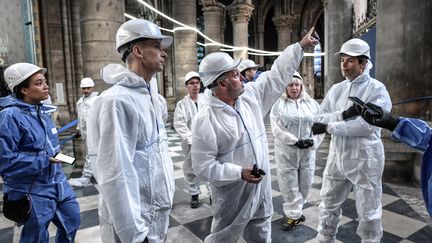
[191,43,304,243]
[76,92,98,178]
[87,68,175,243]
[270,88,320,220]
[173,93,206,195]
[315,63,391,242]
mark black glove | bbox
[312,122,327,135]
[250,164,266,178]
[361,102,400,131]
[342,103,362,120]
[142,237,149,243]
[74,131,81,139]
[294,139,314,149]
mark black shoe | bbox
[281,215,306,231]
[191,195,200,208]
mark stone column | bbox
[173,0,197,101]
[40,0,72,125]
[272,15,299,51]
[323,0,353,93]
[202,3,224,54]
[80,0,124,92]
[71,0,82,101]
[228,3,254,59]
[376,0,432,120]
[257,30,265,66]
[301,45,316,98]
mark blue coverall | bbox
[391,118,432,217]
[0,95,80,243]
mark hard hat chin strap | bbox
[206,81,219,89]
[121,51,130,63]
[121,43,134,63]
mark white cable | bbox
[126,2,324,57]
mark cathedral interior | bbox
[1,0,432,242]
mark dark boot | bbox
[281,215,305,231]
[191,194,200,208]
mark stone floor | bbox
[1,119,432,242]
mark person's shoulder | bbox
[195,104,212,117]
[326,80,349,94]
[76,96,84,103]
[192,106,213,128]
[88,93,99,100]
[333,79,350,88]
[0,106,18,116]
[98,85,128,99]
[369,77,386,88]
[0,106,22,125]
[177,95,189,104]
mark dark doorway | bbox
[263,7,277,70]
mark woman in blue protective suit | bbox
[0,63,80,242]
[360,102,432,218]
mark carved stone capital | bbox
[228,4,254,24]
[203,4,223,13]
[272,15,299,32]
[201,0,219,8]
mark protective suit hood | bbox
[100,63,159,93]
[101,64,146,88]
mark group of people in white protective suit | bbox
[5,17,427,243]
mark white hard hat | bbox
[335,38,370,59]
[293,71,303,80]
[238,59,260,73]
[289,71,303,85]
[116,19,173,53]
[199,52,241,87]
[80,77,95,88]
[4,63,47,92]
[184,71,200,85]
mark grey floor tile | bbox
[0,227,13,243]
[183,216,213,241]
[383,199,423,221]
[79,208,99,230]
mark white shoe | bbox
[69,177,91,187]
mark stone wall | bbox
[0,1,25,65]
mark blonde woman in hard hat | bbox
[191,28,318,243]
[270,71,321,232]
[86,19,174,243]
[68,77,98,187]
[0,63,80,242]
[173,71,209,208]
[311,38,392,242]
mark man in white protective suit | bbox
[173,71,208,208]
[311,38,392,242]
[69,77,98,187]
[86,19,174,243]
[191,28,318,243]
